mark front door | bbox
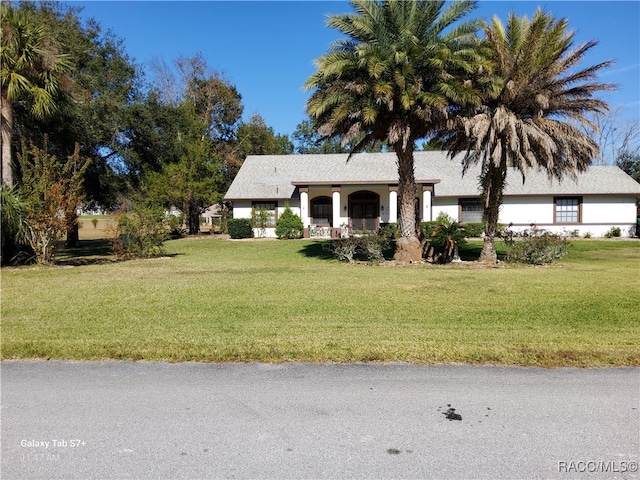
[350,191,379,232]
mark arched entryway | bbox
[310,196,333,226]
[349,191,379,231]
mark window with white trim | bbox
[555,197,581,223]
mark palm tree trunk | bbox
[480,162,506,263]
[1,95,14,187]
[394,146,422,263]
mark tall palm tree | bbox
[305,0,484,262]
[441,9,613,262]
[1,4,70,187]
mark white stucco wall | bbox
[231,200,302,238]
[501,195,638,237]
[431,200,459,221]
[430,195,638,237]
[232,194,638,238]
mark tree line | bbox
[0,1,361,263]
[1,0,638,265]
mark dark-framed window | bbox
[554,197,582,224]
[459,198,483,223]
[310,196,332,225]
[252,201,277,226]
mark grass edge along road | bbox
[1,238,638,367]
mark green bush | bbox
[227,218,254,239]
[167,214,186,238]
[111,206,169,258]
[379,222,399,240]
[463,222,484,238]
[327,234,390,263]
[605,226,621,238]
[502,226,569,265]
[251,207,270,238]
[275,205,303,239]
[1,187,32,265]
[419,221,439,239]
[430,215,466,263]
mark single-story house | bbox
[224,151,640,238]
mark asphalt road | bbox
[1,361,638,480]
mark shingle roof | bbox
[224,152,640,200]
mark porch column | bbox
[332,186,341,229]
[422,185,433,222]
[388,186,398,223]
[299,186,310,226]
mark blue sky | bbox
[73,1,640,137]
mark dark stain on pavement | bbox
[438,404,462,421]
[387,448,413,455]
[444,407,462,421]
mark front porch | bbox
[296,183,436,239]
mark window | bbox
[555,197,581,223]
[460,198,483,223]
[311,197,332,225]
[252,201,277,226]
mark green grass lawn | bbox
[1,238,638,367]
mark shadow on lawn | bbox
[55,239,178,267]
[298,240,336,261]
[458,241,507,262]
[299,238,505,263]
[55,239,116,266]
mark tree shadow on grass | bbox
[298,240,336,261]
[458,241,506,262]
[55,239,116,266]
[55,239,177,267]
[299,238,507,264]
[59,239,113,258]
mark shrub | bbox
[275,205,303,239]
[227,218,254,239]
[251,207,270,238]
[327,236,359,263]
[359,234,390,262]
[327,234,390,263]
[430,215,466,263]
[502,226,569,265]
[1,187,32,265]
[110,206,169,258]
[605,226,621,238]
[167,214,186,239]
[463,222,484,238]
[18,139,89,265]
[419,221,439,239]
[379,222,399,240]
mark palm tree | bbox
[305,0,484,262]
[1,4,70,187]
[442,9,613,262]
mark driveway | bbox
[1,361,638,479]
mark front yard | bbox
[1,238,638,367]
